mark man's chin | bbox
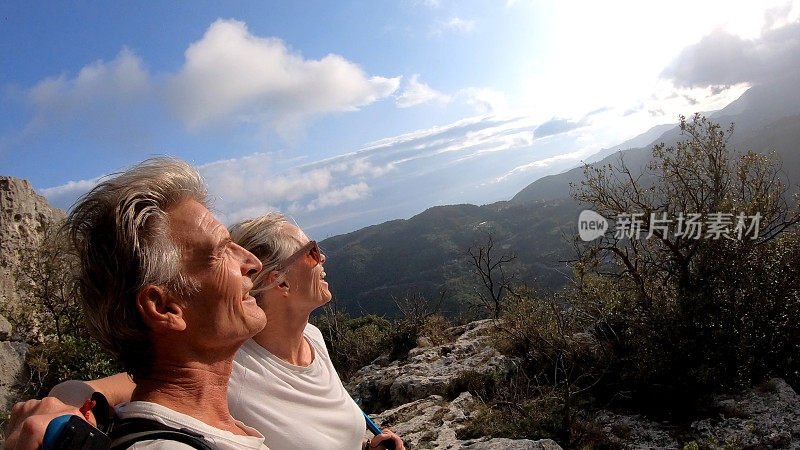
[243,308,268,333]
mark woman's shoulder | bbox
[303,322,324,343]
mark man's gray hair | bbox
[229,213,298,293]
[67,157,206,378]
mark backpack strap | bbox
[109,417,218,450]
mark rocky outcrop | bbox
[372,392,562,449]
[0,176,65,306]
[0,176,64,410]
[597,378,800,449]
[348,319,517,412]
[0,314,28,409]
[348,314,800,448]
[690,378,800,448]
[349,319,563,448]
[595,410,679,449]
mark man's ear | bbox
[136,285,187,332]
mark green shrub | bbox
[314,304,455,382]
[456,396,561,441]
[19,335,119,400]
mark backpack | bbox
[92,392,219,450]
[108,417,218,450]
[42,413,218,450]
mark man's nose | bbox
[237,244,262,277]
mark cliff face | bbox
[0,176,66,304]
[0,176,65,409]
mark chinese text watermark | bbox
[578,210,761,242]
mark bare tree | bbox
[392,290,444,324]
[467,233,516,318]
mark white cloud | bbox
[39,111,615,235]
[200,154,334,204]
[165,19,400,136]
[22,48,152,142]
[345,158,395,177]
[307,182,370,211]
[494,147,592,183]
[432,17,475,35]
[458,87,508,114]
[38,177,103,209]
[14,19,400,152]
[29,48,150,115]
[661,18,800,88]
[396,74,451,107]
[191,151,388,222]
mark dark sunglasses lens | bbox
[310,244,321,263]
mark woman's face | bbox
[281,223,332,310]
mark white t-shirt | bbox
[228,323,365,450]
[114,401,270,449]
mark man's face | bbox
[168,200,266,349]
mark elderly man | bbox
[5,157,270,449]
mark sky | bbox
[2,1,799,238]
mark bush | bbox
[569,115,800,414]
[20,335,119,400]
[313,304,455,381]
[450,288,610,446]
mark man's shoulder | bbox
[115,401,192,425]
[113,402,213,449]
[125,440,197,449]
[114,402,268,450]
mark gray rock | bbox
[0,314,11,341]
[461,438,562,449]
[0,340,28,409]
[0,176,65,309]
[371,392,562,449]
[596,378,800,449]
[348,319,517,411]
[0,177,63,411]
[689,378,800,449]
[595,410,679,449]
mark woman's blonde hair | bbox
[229,212,299,294]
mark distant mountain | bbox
[322,75,800,317]
[513,74,800,205]
[583,123,676,164]
[321,199,579,317]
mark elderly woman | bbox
[227,213,403,449]
[18,212,404,450]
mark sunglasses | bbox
[255,240,324,293]
[277,240,322,270]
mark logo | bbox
[578,210,608,241]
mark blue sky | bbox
[2,1,799,237]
